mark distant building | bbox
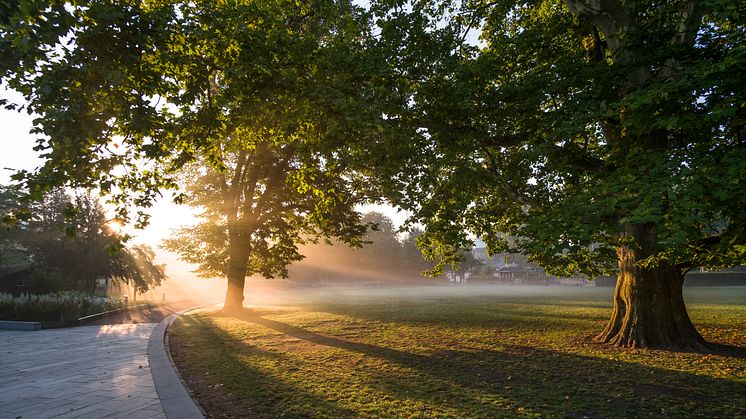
[556,277,588,287]
[494,266,554,285]
[471,248,535,268]
[471,248,593,286]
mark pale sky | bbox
[0,3,478,293]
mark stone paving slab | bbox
[0,324,165,419]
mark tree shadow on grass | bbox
[209,309,746,418]
[302,300,746,354]
[303,299,610,325]
[707,343,746,359]
[170,314,360,418]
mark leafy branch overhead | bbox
[3,0,744,348]
[1,0,383,226]
[363,0,745,348]
[370,0,746,276]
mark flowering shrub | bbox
[0,291,126,326]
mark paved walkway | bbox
[0,324,165,419]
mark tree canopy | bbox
[373,0,745,274]
[368,0,745,348]
[1,0,382,225]
[3,0,744,347]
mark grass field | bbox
[168,285,746,418]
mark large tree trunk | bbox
[596,225,707,349]
[224,271,245,311]
[224,234,250,312]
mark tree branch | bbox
[481,147,529,205]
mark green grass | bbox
[169,286,746,418]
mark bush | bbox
[28,266,64,294]
[0,291,126,327]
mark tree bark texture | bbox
[596,225,707,349]
[224,234,250,311]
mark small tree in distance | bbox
[4,187,166,294]
[287,212,434,283]
[0,185,27,268]
[163,145,368,311]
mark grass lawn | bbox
[168,285,746,418]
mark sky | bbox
[0,0,485,277]
[0,87,413,280]
[0,98,410,241]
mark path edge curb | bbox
[148,302,219,419]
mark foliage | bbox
[27,265,64,295]
[1,0,179,226]
[0,291,125,326]
[0,0,384,228]
[24,190,115,292]
[1,185,165,294]
[25,189,166,293]
[369,0,746,277]
[0,184,27,267]
[169,286,746,417]
[113,244,166,293]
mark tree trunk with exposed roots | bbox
[596,225,707,350]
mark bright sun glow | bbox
[0,92,405,306]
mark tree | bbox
[111,244,166,295]
[150,1,379,310]
[356,212,406,270]
[65,193,166,294]
[162,146,368,310]
[284,212,434,284]
[399,226,433,276]
[22,190,113,292]
[451,249,481,284]
[2,1,384,308]
[0,185,27,268]
[21,189,165,294]
[372,0,745,348]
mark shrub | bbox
[0,291,126,327]
[28,266,65,294]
